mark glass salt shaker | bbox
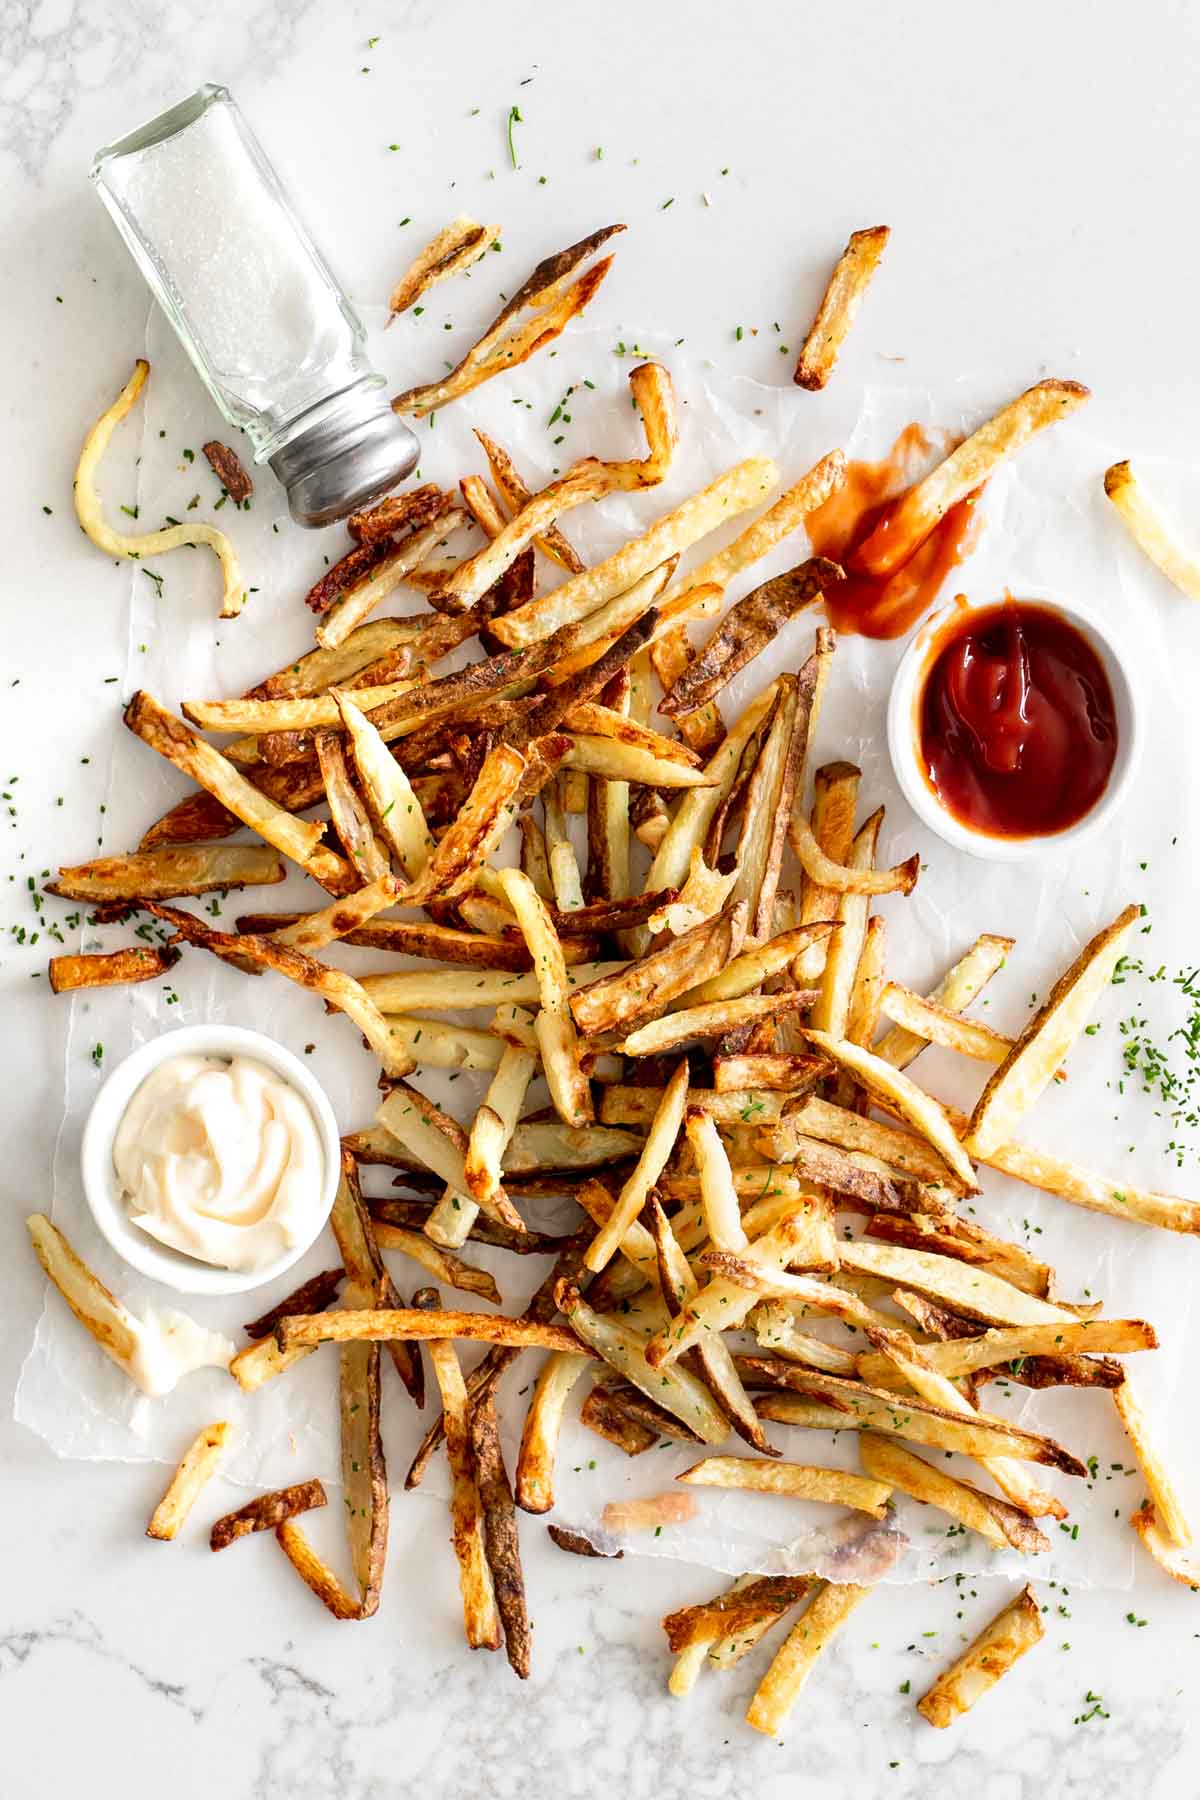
[91,83,419,527]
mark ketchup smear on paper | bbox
[807,424,981,639]
[918,598,1118,838]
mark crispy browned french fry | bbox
[145,1422,232,1541]
[793,226,890,390]
[471,1387,532,1678]
[711,1054,828,1096]
[789,817,918,899]
[316,506,466,650]
[762,1094,958,1186]
[274,1519,361,1619]
[621,989,817,1058]
[123,692,337,880]
[858,1435,1049,1553]
[475,430,585,572]
[663,1573,812,1693]
[370,1225,499,1303]
[803,1031,978,1190]
[388,214,497,317]
[556,1284,728,1443]
[571,903,747,1037]
[316,729,390,883]
[659,563,842,720]
[376,1083,523,1239]
[242,1270,344,1339]
[857,380,1091,577]
[48,845,285,903]
[584,1060,688,1272]
[841,1241,1073,1327]
[276,1306,588,1355]
[76,361,245,616]
[1104,460,1200,600]
[336,690,434,879]
[855,1318,1156,1388]
[793,761,859,984]
[917,1585,1044,1729]
[808,809,880,1040]
[965,904,1139,1158]
[412,1289,502,1649]
[27,1213,147,1386]
[880,981,1017,1065]
[210,1479,328,1551]
[863,1211,1053,1298]
[394,225,624,418]
[676,1457,892,1517]
[579,1384,659,1456]
[49,945,181,994]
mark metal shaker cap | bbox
[269,384,421,528]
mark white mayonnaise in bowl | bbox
[81,1024,340,1296]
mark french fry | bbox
[543,775,586,911]
[358,962,621,1011]
[1113,1379,1191,1546]
[210,1479,328,1551]
[750,1302,859,1375]
[372,1225,500,1304]
[668,451,848,610]
[600,1085,784,1127]
[475,429,585,572]
[880,981,1016,1065]
[855,1318,1156,1388]
[763,1093,958,1185]
[687,1107,749,1252]
[316,506,466,650]
[708,1265,894,1331]
[645,1196,771,1453]
[746,1581,873,1735]
[858,1435,1050,1553]
[411,1290,502,1649]
[794,225,890,390]
[1130,1502,1200,1586]
[48,845,284,903]
[376,1084,523,1238]
[581,1385,661,1456]
[571,904,746,1038]
[49,945,180,994]
[397,743,527,906]
[683,923,838,1007]
[917,1585,1044,1729]
[803,1031,978,1189]
[276,1306,587,1355]
[863,1211,1053,1298]
[808,809,880,1040]
[433,458,618,612]
[336,690,434,878]
[789,818,918,898]
[856,380,1091,577]
[490,458,779,648]
[660,563,842,719]
[471,1387,532,1678]
[123,692,332,875]
[560,734,712,788]
[27,1213,147,1387]
[754,1370,1086,1474]
[840,1241,1074,1327]
[242,1270,344,1339]
[862,1325,1072,1518]
[728,673,799,933]
[965,905,1139,1158]
[1103,460,1200,601]
[393,224,624,417]
[585,1060,688,1272]
[497,866,593,1128]
[711,1054,829,1096]
[75,361,245,616]
[874,934,1014,1068]
[676,1457,892,1518]
[388,214,497,317]
[547,1524,623,1558]
[794,761,859,983]
[514,1349,593,1512]
[465,1031,538,1211]
[229,1333,319,1393]
[275,1519,361,1620]
[264,875,401,955]
[556,1284,729,1443]
[145,1422,232,1541]
[757,1132,930,1215]
[316,729,390,883]
[621,989,817,1058]
[645,1203,832,1368]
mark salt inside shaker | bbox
[91,83,419,527]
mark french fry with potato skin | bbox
[659,564,842,721]
[497,866,593,1128]
[793,761,859,984]
[584,1059,688,1273]
[803,1030,978,1190]
[475,429,585,572]
[387,214,496,317]
[570,903,747,1038]
[874,933,1014,1069]
[917,1585,1044,1729]
[746,1580,874,1736]
[620,989,818,1058]
[210,1479,328,1551]
[859,1435,1050,1554]
[471,1388,533,1678]
[676,1456,892,1518]
[275,1519,362,1620]
[556,1283,729,1444]
[145,1422,232,1541]
[48,845,285,903]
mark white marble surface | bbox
[6,2,1200,1793]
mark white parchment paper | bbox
[16,309,1200,1588]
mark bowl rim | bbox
[886,585,1143,864]
[80,1022,341,1297]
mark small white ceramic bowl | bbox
[886,586,1143,863]
[81,1023,341,1297]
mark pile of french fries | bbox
[34,216,1200,1738]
